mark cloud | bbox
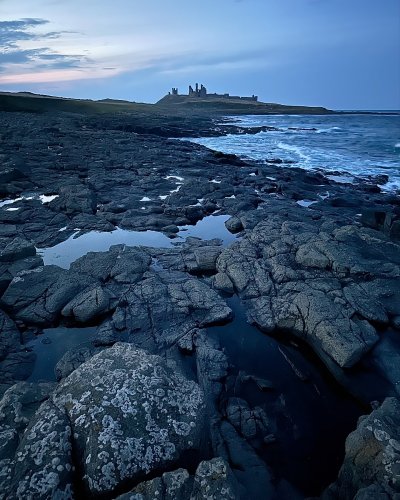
[0,17,88,73]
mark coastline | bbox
[0,107,399,499]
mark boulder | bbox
[53,344,206,496]
[322,397,400,499]
[193,246,222,273]
[225,216,243,234]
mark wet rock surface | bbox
[0,109,399,498]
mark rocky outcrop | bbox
[323,397,400,499]
[112,270,232,351]
[216,216,400,369]
[1,344,207,498]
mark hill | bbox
[156,93,332,115]
[0,91,332,116]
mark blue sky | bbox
[0,0,399,109]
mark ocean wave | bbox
[315,126,342,134]
[395,142,400,148]
[277,142,311,162]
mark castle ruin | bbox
[168,83,258,102]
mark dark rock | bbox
[54,345,102,381]
[2,266,98,326]
[0,310,35,394]
[322,398,400,499]
[390,220,400,241]
[0,237,36,262]
[93,320,118,347]
[115,458,240,500]
[193,246,222,273]
[113,271,232,351]
[225,216,243,234]
[61,285,117,323]
[51,184,96,215]
[186,205,204,223]
[213,272,235,294]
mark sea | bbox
[189,113,400,192]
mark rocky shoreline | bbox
[0,110,399,499]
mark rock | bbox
[61,285,117,322]
[1,266,98,326]
[0,237,36,262]
[322,397,400,499]
[54,345,102,381]
[0,310,35,394]
[191,457,240,499]
[113,271,232,351]
[219,420,276,499]
[212,272,235,294]
[115,458,239,500]
[53,343,206,496]
[225,216,243,234]
[360,210,387,230]
[93,320,118,346]
[193,246,222,273]
[0,382,56,483]
[226,398,257,439]
[216,216,400,369]
[390,220,400,241]
[69,246,151,284]
[0,309,20,361]
[115,468,192,500]
[6,400,74,499]
[50,184,96,214]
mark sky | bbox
[0,0,399,109]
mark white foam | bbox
[40,194,59,204]
[394,142,400,148]
[6,207,20,211]
[297,200,317,208]
[140,197,151,202]
[225,195,236,199]
[316,126,342,134]
[210,179,221,184]
[0,197,22,207]
[165,175,184,181]
[326,174,355,184]
[249,173,256,177]
[277,142,311,162]
[159,195,168,200]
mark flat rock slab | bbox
[216,216,400,369]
